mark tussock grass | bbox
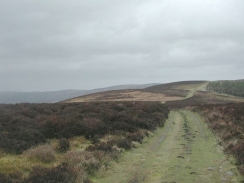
[0,155,30,175]
[69,136,91,151]
[26,144,56,163]
[0,136,92,183]
[0,145,58,176]
[127,172,147,183]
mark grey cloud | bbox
[0,0,244,91]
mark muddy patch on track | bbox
[178,112,196,160]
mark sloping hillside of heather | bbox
[0,101,169,183]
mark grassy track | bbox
[93,111,243,183]
[186,82,209,98]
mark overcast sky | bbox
[1,0,244,91]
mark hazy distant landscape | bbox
[1,80,244,182]
[0,84,157,104]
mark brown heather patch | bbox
[64,90,183,103]
[0,101,169,182]
[26,144,56,163]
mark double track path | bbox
[96,111,243,183]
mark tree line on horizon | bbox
[207,80,244,97]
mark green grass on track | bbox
[92,110,243,183]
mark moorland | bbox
[0,80,244,183]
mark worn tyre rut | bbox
[94,110,243,183]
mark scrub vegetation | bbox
[1,80,244,182]
[0,101,169,182]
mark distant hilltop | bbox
[0,83,157,104]
[1,80,243,104]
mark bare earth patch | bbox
[64,90,183,103]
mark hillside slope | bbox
[144,81,208,97]
[62,89,184,103]
[0,101,169,182]
[145,81,208,91]
[63,81,209,103]
[0,84,157,104]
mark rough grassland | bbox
[94,111,243,183]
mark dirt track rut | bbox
[95,111,243,183]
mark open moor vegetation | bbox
[0,101,169,183]
[1,80,244,182]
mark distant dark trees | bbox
[207,80,244,97]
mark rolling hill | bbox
[1,80,244,182]
[0,83,157,104]
[62,81,208,103]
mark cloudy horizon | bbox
[1,0,244,92]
